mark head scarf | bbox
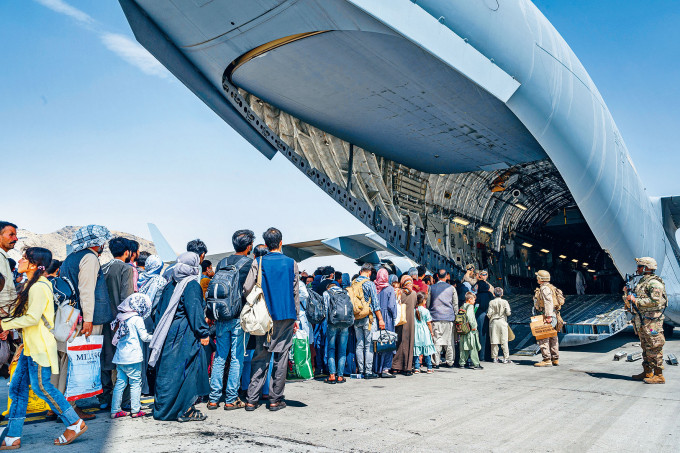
[341,273,351,289]
[110,293,151,347]
[70,225,111,253]
[400,274,414,295]
[138,254,163,288]
[148,252,201,366]
[375,268,389,294]
[388,274,399,285]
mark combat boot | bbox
[552,360,559,366]
[632,364,654,381]
[534,360,552,367]
[644,368,665,384]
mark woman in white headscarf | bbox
[149,252,210,422]
[136,254,168,395]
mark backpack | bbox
[240,258,273,336]
[206,257,249,321]
[454,307,471,335]
[327,287,355,328]
[305,288,325,324]
[347,279,370,320]
[534,284,566,311]
[41,279,81,343]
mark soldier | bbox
[533,270,564,367]
[624,257,667,384]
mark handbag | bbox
[39,281,80,343]
[395,303,407,326]
[507,324,516,342]
[240,258,273,336]
[372,329,398,353]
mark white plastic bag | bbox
[65,335,103,401]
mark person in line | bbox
[55,224,113,421]
[0,221,18,318]
[324,280,350,384]
[390,274,402,304]
[351,264,383,380]
[374,268,397,378]
[199,260,214,299]
[135,251,150,272]
[422,275,433,287]
[463,264,477,288]
[110,293,153,419]
[475,270,494,362]
[100,237,135,410]
[150,252,210,422]
[0,247,87,448]
[208,229,254,411]
[127,239,140,291]
[162,239,208,281]
[459,292,483,370]
[45,259,61,280]
[392,275,417,375]
[428,269,458,368]
[412,266,429,294]
[136,254,168,396]
[414,292,435,374]
[240,244,271,399]
[243,228,300,411]
[487,287,512,364]
[312,266,334,376]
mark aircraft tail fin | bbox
[660,197,680,265]
[147,223,178,262]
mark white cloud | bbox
[34,0,168,79]
[101,33,168,78]
[34,0,94,25]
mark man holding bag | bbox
[243,228,299,412]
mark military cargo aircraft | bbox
[120,0,679,346]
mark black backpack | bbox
[327,287,354,328]
[305,288,326,324]
[206,257,249,321]
[51,276,77,308]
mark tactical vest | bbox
[633,274,667,313]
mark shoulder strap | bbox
[37,281,54,330]
[256,257,263,287]
[236,256,249,271]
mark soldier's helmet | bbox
[465,264,475,271]
[635,257,657,270]
[535,270,551,282]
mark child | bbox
[110,293,153,419]
[413,293,435,374]
[459,292,483,370]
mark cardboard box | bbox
[530,315,557,340]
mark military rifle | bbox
[623,273,642,318]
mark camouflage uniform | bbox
[534,282,559,364]
[630,274,667,371]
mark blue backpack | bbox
[305,288,325,324]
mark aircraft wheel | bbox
[663,324,674,338]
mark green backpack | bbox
[454,307,471,335]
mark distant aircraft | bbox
[147,223,417,276]
[121,1,679,344]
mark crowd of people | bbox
[0,220,522,449]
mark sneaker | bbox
[363,373,379,379]
[130,411,147,418]
[492,358,499,363]
[426,369,434,374]
[110,411,130,419]
[413,369,421,374]
[471,365,484,370]
[380,372,396,378]
[503,359,514,364]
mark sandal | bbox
[54,419,87,446]
[324,377,336,384]
[130,411,148,418]
[0,428,21,450]
[223,399,246,411]
[336,377,346,384]
[177,407,207,423]
[206,402,219,410]
[245,403,259,412]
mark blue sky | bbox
[2,1,678,272]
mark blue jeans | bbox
[353,317,374,374]
[414,354,432,371]
[209,318,249,404]
[112,363,142,413]
[7,352,79,437]
[327,324,349,376]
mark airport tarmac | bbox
[3,328,678,453]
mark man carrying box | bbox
[533,270,564,367]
